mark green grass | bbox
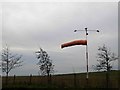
[2,70,120,89]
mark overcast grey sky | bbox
[2,2,118,76]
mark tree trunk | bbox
[6,50,9,85]
[106,56,109,88]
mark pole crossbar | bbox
[74,29,99,32]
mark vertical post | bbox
[50,74,52,85]
[74,73,77,87]
[106,71,108,88]
[13,74,16,84]
[29,74,32,85]
[85,28,89,87]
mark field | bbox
[2,70,120,90]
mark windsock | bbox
[61,40,87,48]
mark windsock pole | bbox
[85,28,89,87]
[74,28,99,87]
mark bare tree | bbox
[35,48,54,77]
[1,45,23,84]
[94,44,118,71]
[93,44,118,88]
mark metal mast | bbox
[74,28,99,85]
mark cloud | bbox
[2,2,118,75]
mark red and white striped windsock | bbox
[61,40,87,49]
